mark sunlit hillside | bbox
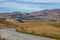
[0,18,60,40]
[16,21,60,39]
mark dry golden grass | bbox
[17,21,60,31]
[0,19,60,39]
[0,18,18,28]
[16,21,60,39]
[0,23,8,28]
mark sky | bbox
[0,0,60,12]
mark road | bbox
[0,28,55,40]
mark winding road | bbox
[0,28,55,40]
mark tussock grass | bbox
[16,21,60,40]
[0,18,60,39]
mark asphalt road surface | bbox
[0,28,55,40]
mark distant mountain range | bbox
[0,9,60,21]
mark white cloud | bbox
[0,2,43,12]
[17,0,60,3]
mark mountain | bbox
[0,9,60,21]
[30,9,60,21]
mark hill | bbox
[0,18,23,28]
[0,9,60,21]
[0,18,60,39]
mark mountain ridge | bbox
[0,9,60,21]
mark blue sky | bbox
[0,0,60,12]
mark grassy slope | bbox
[16,21,60,40]
[0,19,60,40]
[0,18,18,28]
